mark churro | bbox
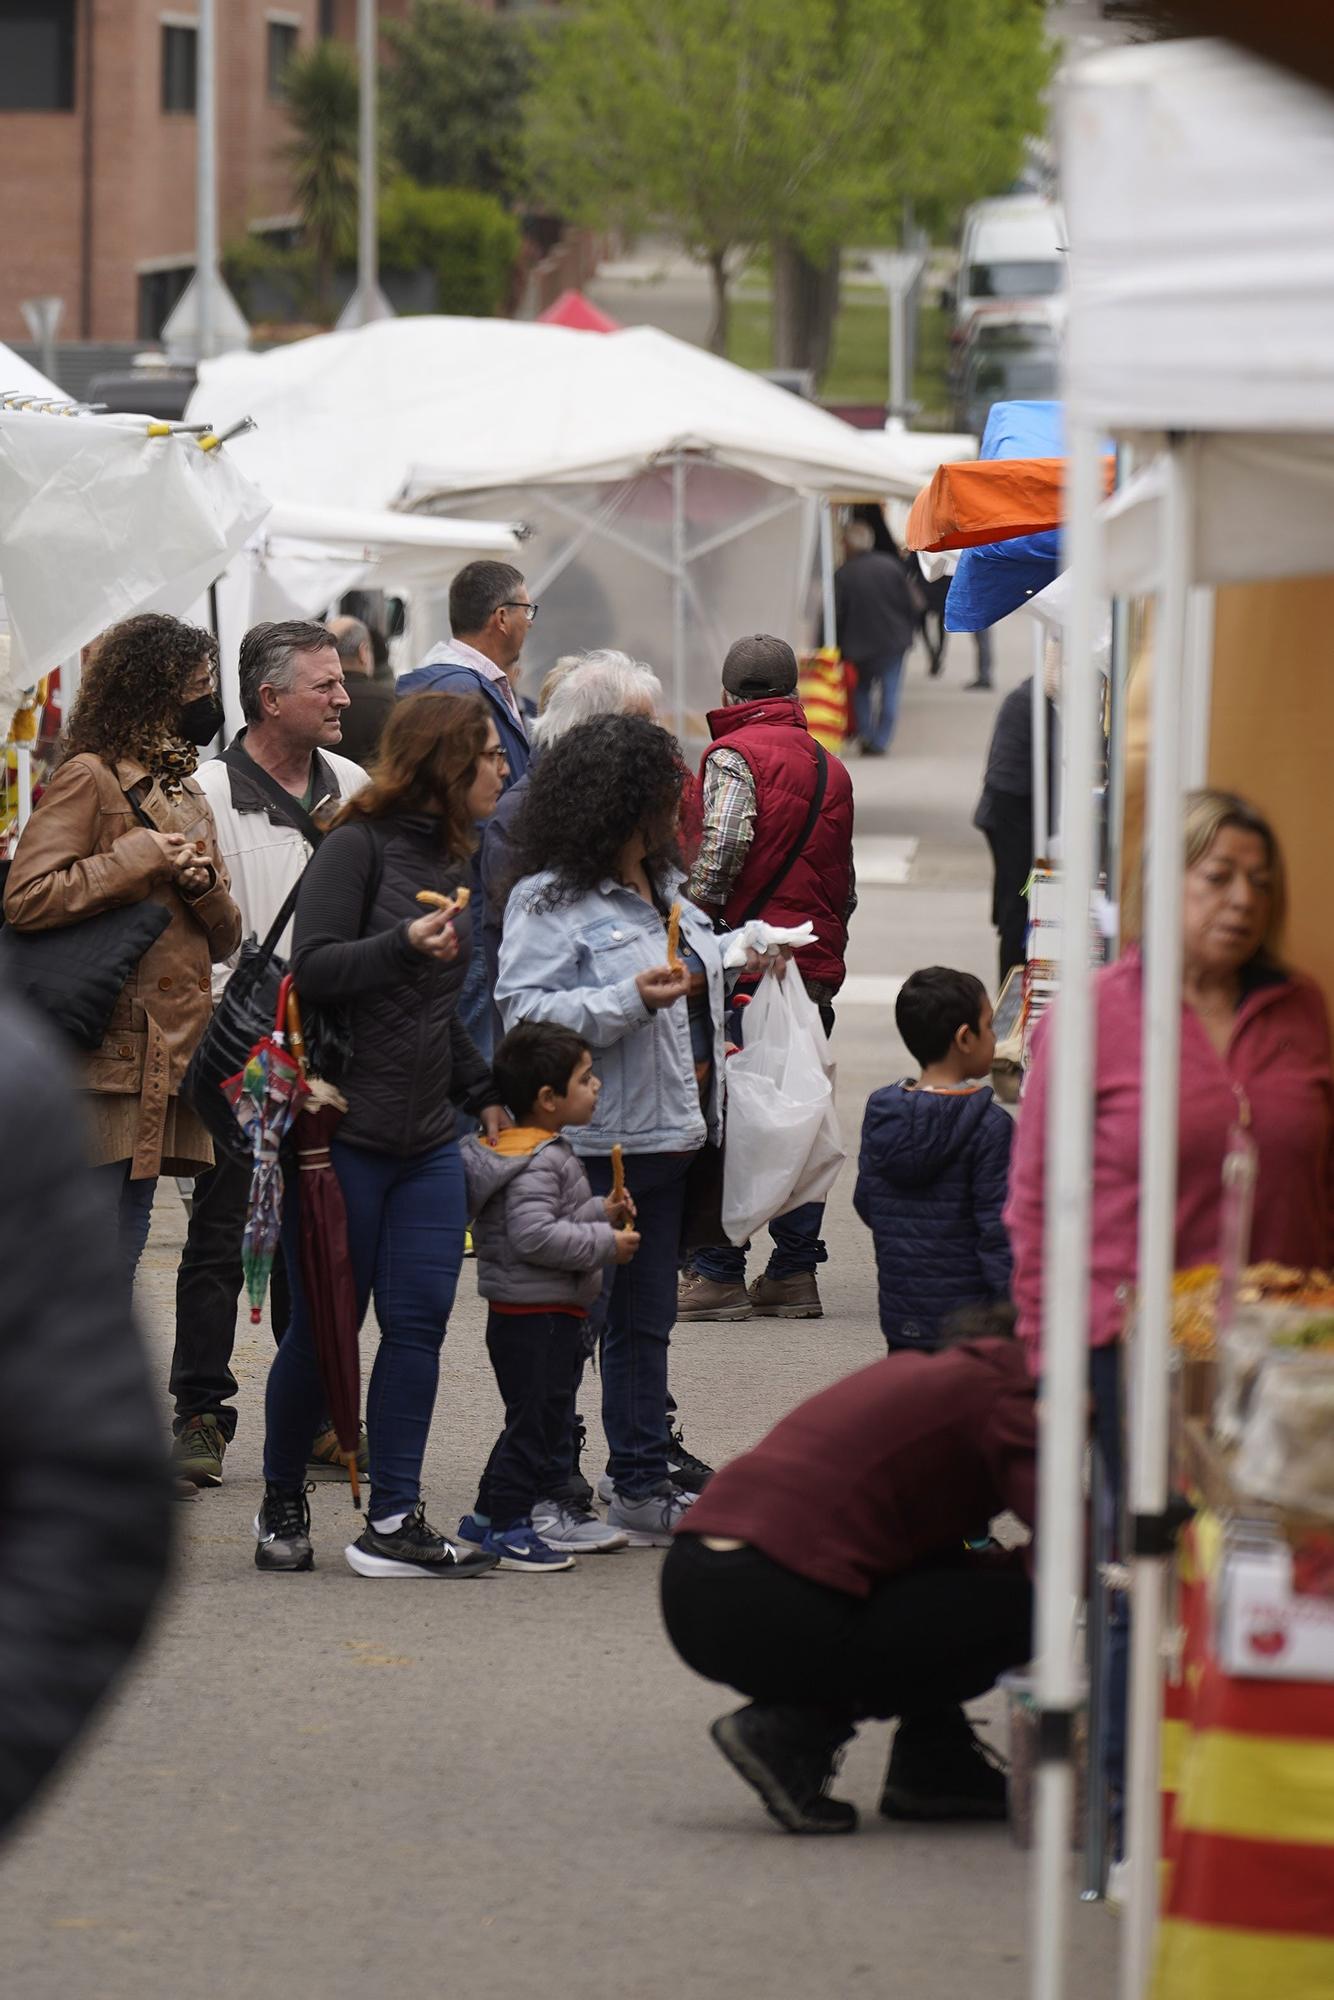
[415,886,471,915]
[666,901,682,970]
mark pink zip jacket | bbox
[1006,949,1334,1371]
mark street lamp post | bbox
[338,0,394,329]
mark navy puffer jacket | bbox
[853,1081,1013,1349]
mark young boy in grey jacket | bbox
[458,1023,640,1571]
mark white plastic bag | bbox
[720,973,845,1246]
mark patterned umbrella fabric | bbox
[222,974,308,1324]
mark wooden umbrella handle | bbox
[286,986,309,1078]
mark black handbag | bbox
[0,894,172,1050]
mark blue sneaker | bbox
[481,1519,576,1573]
[456,1513,489,1547]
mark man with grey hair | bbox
[327,613,394,767]
[171,620,367,1490]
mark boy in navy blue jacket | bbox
[853,967,1013,1350]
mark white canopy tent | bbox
[0,340,66,406]
[1037,38,1334,2000]
[192,318,971,742]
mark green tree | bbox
[281,39,360,317]
[379,177,521,316]
[382,0,533,199]
[525,0,1051,373]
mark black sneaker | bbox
[666,1423,714,1495]
[879,1708,1008,1822]
[345,1503,499,1579]
[254,1482,314,1572]
[710,1704,857,1834]
[567,1413,595,1512]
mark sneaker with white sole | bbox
[481,1519,577,1573]
[605,1480,695,1546]
[254,1482,314,1572]
[345,1503,498,1579]
[532,1499,629,1553]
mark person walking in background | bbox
[397,560,535,1070]
[254,692,509,1581]
[834,522,919,756]
[974,671,1055,983]
[680,635,854,1324]
[457,1023,639,1569]
[3,614,241,1286]
[853,967,1012,1352]
[172,619,367,1490]
[327,614,394,768]
[0,990,172,1842]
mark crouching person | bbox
[459,1023,640,1570]
[660,1310,1035,1833]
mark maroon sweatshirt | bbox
[678,1339,1037,1599]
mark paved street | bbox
[0,619,1117,2000]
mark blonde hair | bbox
[1122,787,1286,959]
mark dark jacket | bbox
[0,991,172,1838]
[396,653,531,790]
[461,1129,617,1309]
[291,814,499,1155]
[478,764,531,1001]
[334,674,395,769]
[974,676,1056,830]
[853,1082,1013,1348]
[680,1338,1036,1597]
[834,549,919,665]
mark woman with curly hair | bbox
[255,691,510,1581]
[4,613,241,1281]
[495,713,766,1548]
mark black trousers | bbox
[476,1308,587,1528]
[980,794,1034,987]
[170,1147,290,1439]
[661,1536,1032,1723]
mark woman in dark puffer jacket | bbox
[255,692,511,1581]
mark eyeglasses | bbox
[477,747,510,765]
[501,600,538,624]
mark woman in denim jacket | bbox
[496,714,761,1546]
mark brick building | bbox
[0,0,411,344]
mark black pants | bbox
[661,1536,1032,1723]
[171,1148,290,1439]
[476,1308,587,1528]
[980,794,1034,987]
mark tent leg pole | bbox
[15,744,32,832]
[671,454,687,742]
[1081,1443,1111,1899]
[1031,418,1104,2000]
[1032,623,1048,864]
[1122,436,1194,2000]
[819,500,837,649]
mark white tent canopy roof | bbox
[1062,38,1334,433]
[192,317,969,508]
[0,341,64,404]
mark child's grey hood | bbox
[459,1132,559,1217]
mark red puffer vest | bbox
[700,697,854,993]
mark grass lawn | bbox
[727,288,953,425]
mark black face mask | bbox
[180,691,225,745]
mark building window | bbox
[317,0,336,40]
[161,22,197,114]
[267,20,299,98]
[0,0,77,112]
[138,265,194,344]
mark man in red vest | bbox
[680,635,855,1322]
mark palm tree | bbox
[281,41,359,319]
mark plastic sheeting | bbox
[945,401,1063,632]
[1062,39,1334,433]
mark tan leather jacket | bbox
[3,753,241,1176]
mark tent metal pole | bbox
[15,743,32,831]
[1031,419,1104,2000]
[671,453,687,740]
[1182,587,1215,789]
[819,500,837,648]
[1032,623,1049,863]
[1121,436,1194,2000]
[1081,1443,1111,1899]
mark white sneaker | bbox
[532,1499,629,1553]
[598,1471,697,1507]
[605,1481,695,1547]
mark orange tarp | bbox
[904,454,1116,553]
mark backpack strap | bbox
[221,741,327,848]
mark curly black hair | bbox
[505,713,685,909]
[61,613,218,767]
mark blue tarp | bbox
[944,399,1062,633]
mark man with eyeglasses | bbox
[398,561,535,1067]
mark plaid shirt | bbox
[686,747,756,910]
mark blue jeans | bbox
[93,1161,158,1294]
[584,1150,692,1498]
[263,1138,466,1520]
[853,651,906,753]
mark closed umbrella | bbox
[222,974,308,1324]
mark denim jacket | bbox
[495,870,734,1157]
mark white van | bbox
[954,196,1066,338]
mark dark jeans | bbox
[661,1535,1033,1722]
[693,1000,835,1286]
[171,1146,291,1439]
[852,651,906,753]
[476,1308,587,1528]
[584,1149,692,1498]
[980,794,1035,986]
[92,1161,158,1297]
[1089,1341,1128,1829]
[264,1137,465,1521]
